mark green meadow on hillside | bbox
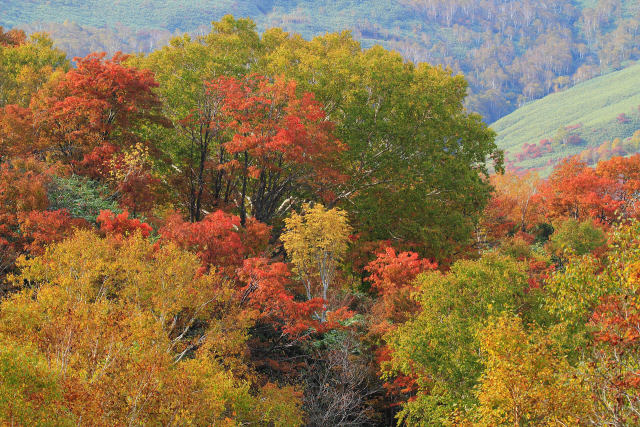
[492,61,640,173]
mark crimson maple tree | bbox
[177,74,343,223]
[96,210,152,238]
[160,210,270,272]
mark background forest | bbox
[2,0,640,123]
[3,4,640,427]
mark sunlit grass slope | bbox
[492,61,640,171]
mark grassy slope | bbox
[492,61,640,170]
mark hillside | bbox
[492,61,640,174]
[2,0,640,122]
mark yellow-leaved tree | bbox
[281,203,351,321]
[0,230,303,426]
[473,314,590,426]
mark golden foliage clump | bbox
[0,230,303,426]
[281,203,351,320]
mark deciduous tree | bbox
[0,230,303,425]
[281,203,351,321]
[473,314,589,426]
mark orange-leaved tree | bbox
[177,74,344,223]
[537,157,622,222]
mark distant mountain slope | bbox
[492,61,640,174]
[2,0,640,123]
[0,1,420,43]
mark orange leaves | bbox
[484,170,542,240]
[0,27,26,46]
[160,210,270,271]
[96,210,152,238]
[591,294,640,349]
[537,157,624,222]
[366,247,436,298]
[237,257,334,338]
[0,230,304,425]
[61,52,162,130]
[201,74,343,223]
[596,154,640,218]
[18,209,88,255]
[211,73,342,167]
[176,73,343,223]
[10,52,168,164]
[485,154,640,247]
[160,208,352,339]
[365,247,436,345]
[0,104,37,157]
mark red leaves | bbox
[215,73,342,168]
[19,209,88,255]
[205,74,343,221]
[590,293,640,395]
[238,257,311,335]
[237,257,346,337]
[96,210,152,238]
[526,259,554,290]
[537,157,624,222]
[365,247,436,338]
[516,139,554,162]
[160,210,270,271]
[177,73,343,223]
[161,211,350,338]
[26,52,167,163]
[0,27,26,46]
[62,52,162,130]
[366,247,437,297]
[592,294,640,348]
[75,143,118,179]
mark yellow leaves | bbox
[281,202,351,301]
[0,336,73,426]
[282,203,350,270]
[110,142,153,183]
[253,382,304,427]
[474,314,590,426]
[0,32,68,107]
[0,230,303,425]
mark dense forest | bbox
[2,0,640,122]
[4,13,640,427]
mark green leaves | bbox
[0,32,68,107]
[47,175,119,222]
[0,339,73,426]
[383,253,535,424]
[265,33,502,259]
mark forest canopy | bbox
[3,11,640,427]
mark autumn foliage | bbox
[7,16,640,426]
[96,209,152,238]
[365,247,436,336]
[160,210,270,271]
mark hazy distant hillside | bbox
[2,0,640,122]
[492,61,640,174]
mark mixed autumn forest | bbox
[3,6,640,427]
